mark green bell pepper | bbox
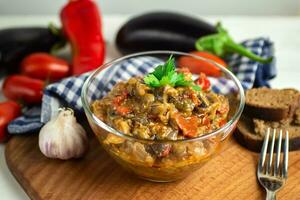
[195,23,273,64]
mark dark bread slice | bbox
[294,108,300,125]
[235,115,300,152]
[253,118,291,137]
[234,116,262,152]
[244,88,300,121]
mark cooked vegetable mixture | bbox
[91,57,230,180]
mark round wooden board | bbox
[5,134,300,200]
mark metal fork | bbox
[257,128,289,200]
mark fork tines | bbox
[258,128,289,178]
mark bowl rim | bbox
[81,50,245,143]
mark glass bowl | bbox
[81,51,245,182]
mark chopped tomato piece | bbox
[159,146,171,157]
[173,113,198,138]
[196,73,211,91]
[202,115,210,125]
[112,90,129,106]
[112,91,131,116]
[151,144,171,158]
[113,96,124,106]
[218,119,227,127]
[115,106,131,116]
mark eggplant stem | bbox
[48,23,67,53]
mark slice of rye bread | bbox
[294,108,300,125]
[244,88,300,121]
[235,115,300,152]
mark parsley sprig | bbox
[144,56,201,91]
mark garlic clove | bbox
[39,108,88,160]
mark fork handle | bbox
[266,191,276,200]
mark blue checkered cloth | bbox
[7,37,275,134]
[227,37,276,88]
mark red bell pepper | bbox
[2,75,44,104]
[60,0,105,75]
[0,101,22,143]
[21,53,70,81]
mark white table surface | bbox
[0,15,300,200]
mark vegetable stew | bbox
[90,57,230,181]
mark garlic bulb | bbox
[39,108,88,160]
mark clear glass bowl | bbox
[81,51,245,182]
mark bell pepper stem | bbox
[225,41,273,64]
[48,23,61,36]
[195,40,204,51]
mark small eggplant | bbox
[116,12,217,55]
[0,27,63,72]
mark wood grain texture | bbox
[5,134,300,200]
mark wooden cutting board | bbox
[5,134,300,200]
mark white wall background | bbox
[0,0,299,16]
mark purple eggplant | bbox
[116,12,217,54]
[0,27,63,72]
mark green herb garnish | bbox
[144,56,201,91]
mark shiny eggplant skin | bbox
[0,27,60,72]
[116,12,217,55]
